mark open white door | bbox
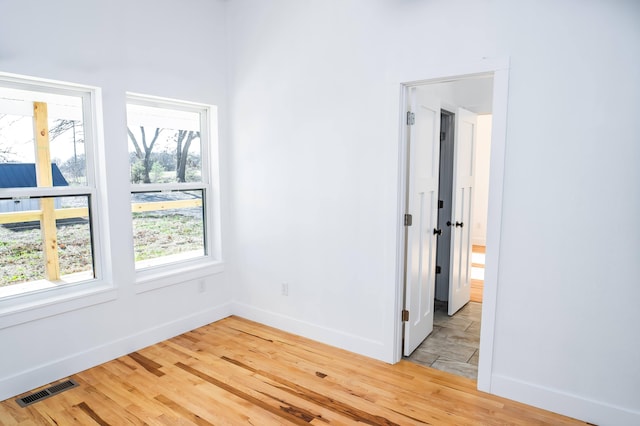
[448,107,477,315]
[403,88,441,356]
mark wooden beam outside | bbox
[0,210,43,224]
[54,207,89,220]
[0,198,199,226]
[33,101,60,281]
[131,198,202,213]
[39,198,60,279]
[0,207,89,224]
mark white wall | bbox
[472,114,491,246]
[226,1,640,424]
[0,0,232,401]
[1,1,639,424]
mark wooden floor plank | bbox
[471,245,485,302]
[0,316,586,425]
[470,279,483,303]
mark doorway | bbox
[395,62,510,391]
[406,103,490,379]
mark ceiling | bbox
[415,75,494,115]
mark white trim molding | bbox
[393,58,511,397]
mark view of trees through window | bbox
[127,104,202,185]
[0,104,86,186]
[127,101,209,270]
[0,84,213,292]
[0,77,217,299]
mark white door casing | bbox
[403,88,441,356]
[448,107,477,315]
[395,62,510,395]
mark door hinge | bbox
[436,265,441,274]
[438,200,444,209]
[407,111,415,126]
[402,309,409,322]
[404,214,413,226]
[440,131,445,141]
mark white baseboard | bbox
[0,302,232,402]
[231,302,388,362]
[491,374,640,425]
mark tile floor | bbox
[406,246,485,380]
[406,300,482,380]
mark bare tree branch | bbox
[176,130,199,182]
[148,127,161,152]
[128,126,162,184]
[127,127,143,158]
[49,119,79,141]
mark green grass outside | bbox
[1,213,203,287]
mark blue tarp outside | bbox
[0,163,69,188]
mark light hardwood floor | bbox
[471,245,485,303]
[0,316,586,425]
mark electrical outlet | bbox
[198,280,206,293]
[281,282,289,296]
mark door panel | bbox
[403,88,440,356]
[448,107,477,315]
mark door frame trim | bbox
[394,58,510,393]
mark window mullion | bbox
[0,186,94,199]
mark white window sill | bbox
[134,257,225,294]
[0,271,94,300]
[0,279,116,330]
[134,250,205,270]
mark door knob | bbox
[455,221,464,227]
[446,221,453,227]
[433,228,442,235]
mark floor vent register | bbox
[16,379,79,407]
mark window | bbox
[0,77,100,299]
[126,95,216,271]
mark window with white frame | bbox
[0,77,100,299]
[126,95,215,271]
